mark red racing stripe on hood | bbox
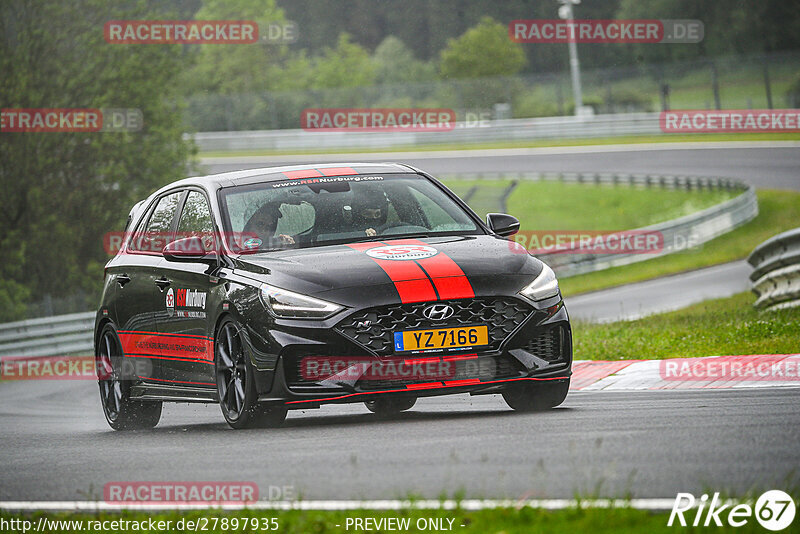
[389,238,475,299]
[345,242,437,303]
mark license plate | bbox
[393,325,488,352]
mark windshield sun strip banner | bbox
[318,166,357,176]
[280,167,359,180]
[282,169,323,179]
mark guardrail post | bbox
[747,228,800,311]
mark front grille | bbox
[335,298,533,356]
[523,327,565,363]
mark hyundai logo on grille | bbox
[422,304,454,321]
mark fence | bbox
[184,51,800,133]
[747,228,800,311]
[0,312,94,358]
[190,112,668,152]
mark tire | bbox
[215,318,287,429]
[502,379,570,412]
[365,397,416,417]
[96,324,162,431]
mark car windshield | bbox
[219,173,481,252]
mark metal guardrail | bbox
[0,311,94,358]
[747,228,800,310]
[441,171,758,278]
[188,112,664,152]
[0,172,757,357]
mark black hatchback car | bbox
[95,163,572,429]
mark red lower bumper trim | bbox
[285,375,569,405]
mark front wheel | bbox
[96,324,162,430]
[215,318,287,429]
[365,397,416,417]
[502,379,569,412]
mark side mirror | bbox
[486,213,520,237]
[163,236,217,264]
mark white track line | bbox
[0,498,693,512]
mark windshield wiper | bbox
[381,233,432,241]
[347,232,432,244]
[346,235,390,244]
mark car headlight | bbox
[260,283,343,319]
[519,263,560,302]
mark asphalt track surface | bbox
[566,260,752,323]
[1,380,798,501]
[2,144,798,503]
[200,142,800,191]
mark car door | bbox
[155,189,217,387]
[113,190,184,383]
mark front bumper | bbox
[247,298,572,408]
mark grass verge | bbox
[442,179,732,225]
[197,132,799,158]
[505,181,733,230]
[0,506,778,533]
[573,292,800,361]
[559,189,800,296]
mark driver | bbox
[242,203,295,249]
[351,189,389,237]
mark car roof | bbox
[153,162,421,196]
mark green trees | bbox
[0,1,196,319]
[373,36,436,84]
[179,0,289,95]
[313,34,376,89]
[439,17,526,80]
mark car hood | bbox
[231,235,543,307]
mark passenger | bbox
[242,203,295,249]
[350,189,389,237]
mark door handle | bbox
[116,274,131,288]
[154,277,172,291]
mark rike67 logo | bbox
[669,490,796,530]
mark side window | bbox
[176,191,215,252]
[129,191,182,252]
